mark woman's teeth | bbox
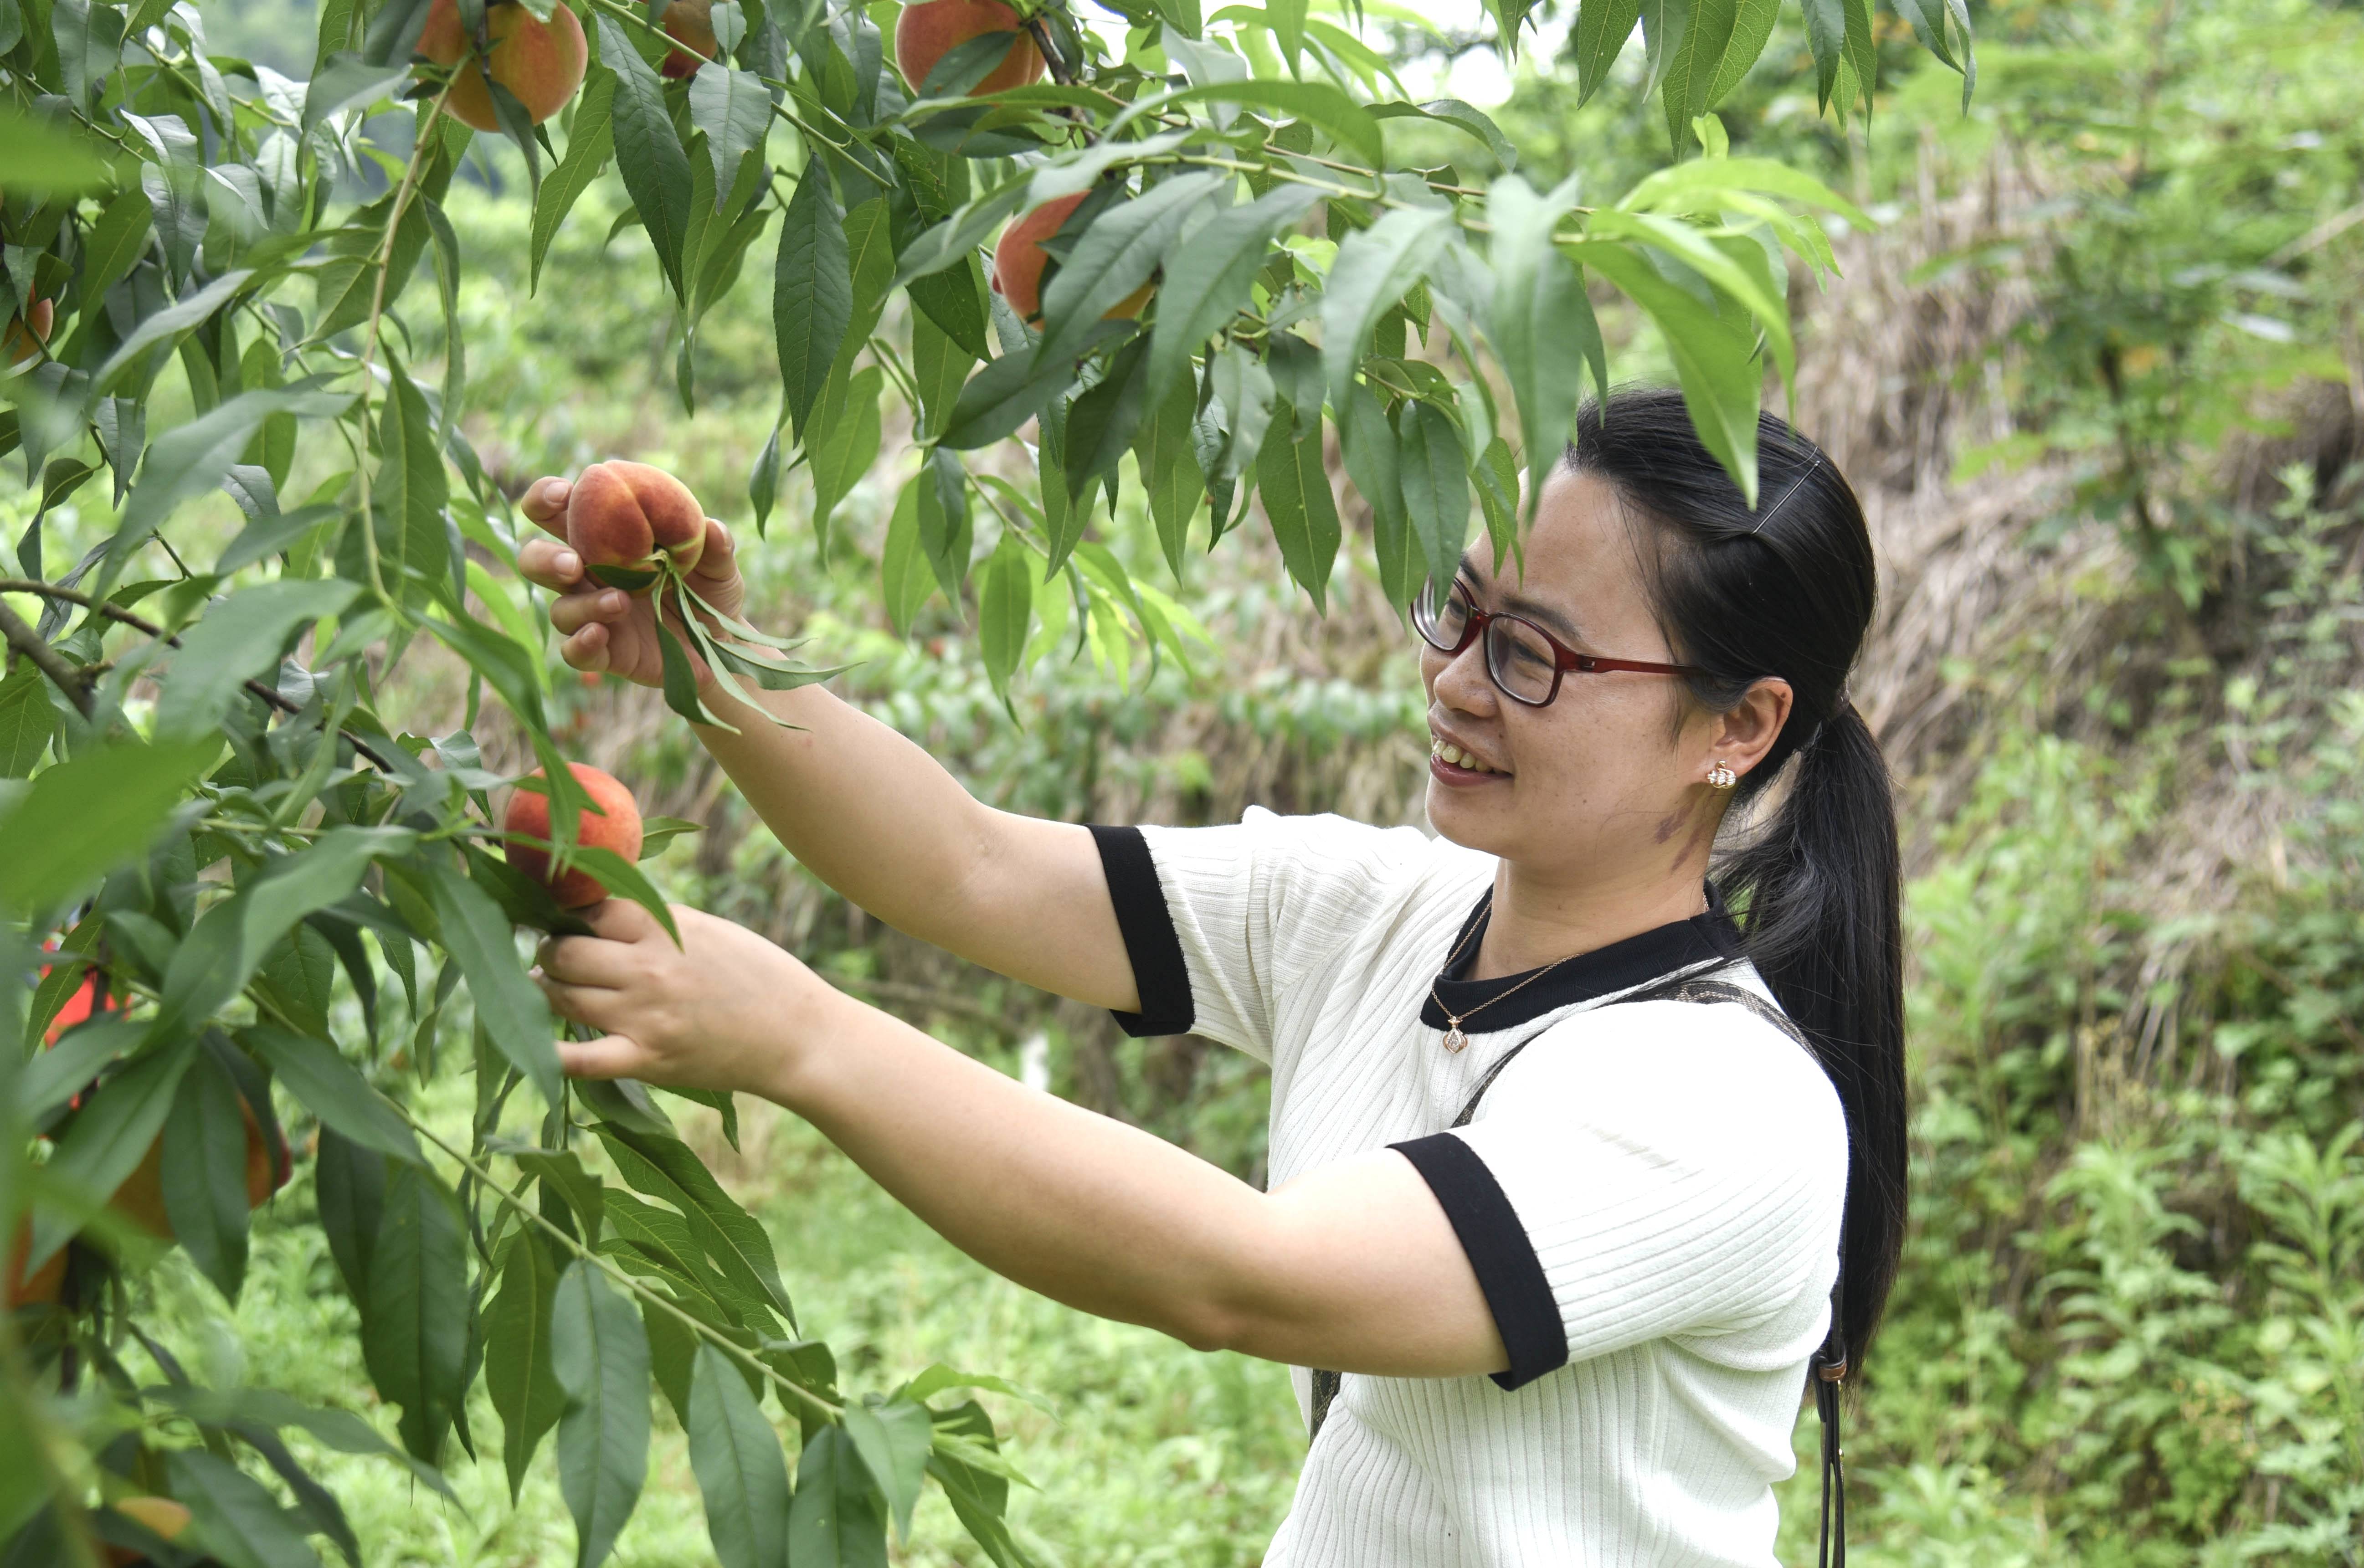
[1431,740,1501,774]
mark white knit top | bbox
[1089,808,1849,1568]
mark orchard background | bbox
[4,0,2364,1564]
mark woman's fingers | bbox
[535,932,636,988]
[548,586,629,636]
[521,475,572,533]
[518,535,584,592]
[690,519,737,589]
[584,897,665,943]
[535,974,620,1032]
[558,1033,651,1081]
[559,621,613,673]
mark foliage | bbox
[0,0,1975,1563]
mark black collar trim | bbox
[1417,884,1745,1035]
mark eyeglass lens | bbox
[1414,580,1560,705]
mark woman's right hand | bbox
[514,473,749,690]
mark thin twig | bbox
[0,578,405,771]
[0,594,93,716]
[384,1093,847,1421]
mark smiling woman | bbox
[517,387,1904,1568]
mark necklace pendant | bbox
[1442,1021,1468,1053]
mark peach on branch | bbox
[894,0,1044,97]
[658,0,719,77]
[4,297,52,370]
[103,1496,194,1567]
[565,460,707,591]
[107,1097,288,1243]
[5,1218,66,1308]
[503,762,645,909]
[416,0,590,134]
[991,194,1153,324]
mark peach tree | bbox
[0,0,1970,1563]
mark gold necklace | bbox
[1429,897,1585,1052]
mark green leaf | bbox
[1132,369,1205,582]
[360,1162,471,1462]
[1254,406,1341,611]
[811,363,883,540]
[0,662,58,777]
[687,65,771,203]
[598,15,695,299]
[109,386,351,589]
[80,185,155,306]
[510,1144,606,1248]
[938,341,1093,452]
[92,268,256,391]
[919,446,973,599]
[1616,153,1873,230]
[377,348,455,604]
[926,1401,1033,1568]
[155,579,360,740]
[0,735,219,915]
[1033,171,1227,371]
[1398,398,1470,591]
[553,1259,652,1568]
[1342,381,1412,607]
[911,309,976,439]
[487,1231,567,1501]
[594,1122,794,1321]
[242,1025,422,1166]
[167,1448,324,1568]
[688,1344,791,1568]
[1062,338,1151,505]
[1115,79,1383,169]
[977,533,1033,702]
[161,1042,253,1300]
[30,1035,198,1266]
[775,169,851,442]
[787,1425,889,1568]
[1569,239,1760,501]
[1370,98,1518,170]
[316,1127,387,1304]
[910,252,994,365]
[1146,183,1320,398]
[881,473,936,634]
[420,858,563,1108]
[1321,203,1452,410]
[302,51,415,129]
[144,1385,458,1503]
[0,103,116,190]
[842,1399,933,1543]
[154,825,414,1041]
[532,67,615,293]
[1486,174,1599,521]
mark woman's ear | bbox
[1715,679,1794,783]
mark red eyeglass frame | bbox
[1414,578,1704,707]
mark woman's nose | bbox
[1433,635,1499,715]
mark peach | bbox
[659,0,718,77]
[504,762,644,909]
[416,0,590,134]
[108,1097,286,1243]
[895,0,1044,98]
[991,194,1153,324]
[565,460,707,590]
[104,1496,193,1566]
[4,297,53,370]
[42,964,101,1045]
[6,1218,66,1308]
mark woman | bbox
[514,389,1907,1567]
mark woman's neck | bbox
[1470,856,1713,982]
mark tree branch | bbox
[0,594,93,716]
[0,577,403,771]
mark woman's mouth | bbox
[1430,738,1510,784]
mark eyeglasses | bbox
[1412,577,1702,707]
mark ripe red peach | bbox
[565,461,707,591]
[416,0,590,134]
[895,0,1044,97]
[504,762,645,909]
[991,194,1153,324]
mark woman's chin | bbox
[1425,780,1517,852]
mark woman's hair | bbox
[1563,388,1906,1374]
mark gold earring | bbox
[1707,761,1736,790]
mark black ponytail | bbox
[1564,389,1907,1375]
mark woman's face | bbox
[1419,470,1748,885]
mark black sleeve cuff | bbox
[1390,1132,1568,1390]
[1087,825,1194,1038]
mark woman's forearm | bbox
[687,677,1136,1010]
[769,990,1505,1378]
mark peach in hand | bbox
[565,460,708,591]
[504,762,645,909]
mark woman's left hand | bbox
[533,900,840,1100]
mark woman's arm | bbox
[513,476,1137,1012]
[536,902,1508,1379]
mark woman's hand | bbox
[514,473,749,689]
[533,900,844,1101]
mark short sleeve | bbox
[1392,1001,1848,1388]
[1089,808,1437,1062]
